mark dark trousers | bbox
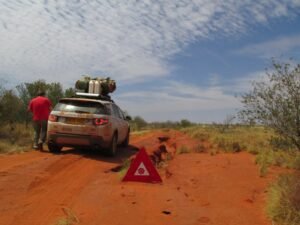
[32,120,48,146]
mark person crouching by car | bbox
[28,90,52,150]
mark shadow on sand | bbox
[40,144,139,165]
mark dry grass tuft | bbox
[53,207,79,225]
[176,145,191,154]
[0,123,32,153]
[267,174,300,225]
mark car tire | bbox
[48,143,62,153]
[107,133,118,157]
[121,129,130,147]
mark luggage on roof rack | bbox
[75,76,116,96]
[75,92,114,102]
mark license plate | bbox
[66,117,85,125]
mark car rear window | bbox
[54,100,109,115]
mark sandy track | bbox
[0,130,279,225]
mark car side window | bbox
[112,105,124,119]
[117,107,125,120]
[112,104,122,119]
[104,104,112,115]
[118,109,125,120]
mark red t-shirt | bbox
[28,96,52,121]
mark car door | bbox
[111,104,127,143]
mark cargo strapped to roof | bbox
[75,76,116,96]
[75,92,114,102]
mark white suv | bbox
[47,95,130,156]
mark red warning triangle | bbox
[122,147,162,183]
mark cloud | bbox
[114,69,272,122]
[115,79,241,122]
[223,70,268,94]
[0,0,299,84]
[235,34,300,58]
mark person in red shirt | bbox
[28,90,52,150]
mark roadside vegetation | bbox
[176,145,191,154]
[129,117,195,132]
[0,123,32,154]
[183,125,300,170]
[267,174,300,225]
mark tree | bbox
[47,82,63,106]
[0,89,22,125]
[23,80,48,99]
[16,83,31,125]
[0,82,5,121]
[239,60,300,150]
[64,87,76,98]
[16,80,48,125]
[131,116,148,130]
[180,119,193,128]
[0,90,22,142]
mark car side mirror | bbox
[125,115,132,121]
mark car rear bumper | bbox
[48,133,110,149]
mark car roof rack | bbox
[75,92,114,102]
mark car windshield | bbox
[54,100,109,115]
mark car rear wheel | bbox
[121,129,130,147]
[107,133,118,157]
[48,143,62,153]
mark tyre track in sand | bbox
[0,148,136,225]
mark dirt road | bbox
[0,130,279,225]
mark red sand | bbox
[0,130,282,225]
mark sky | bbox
[0,0,300,122]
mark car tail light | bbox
[48,115,58,122]
[94,118,109,126]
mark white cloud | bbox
[224,71,268,93]
[114,70,272,122]
[115,80,241,122]
[235,34,300,58]
[0,0,299,84]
